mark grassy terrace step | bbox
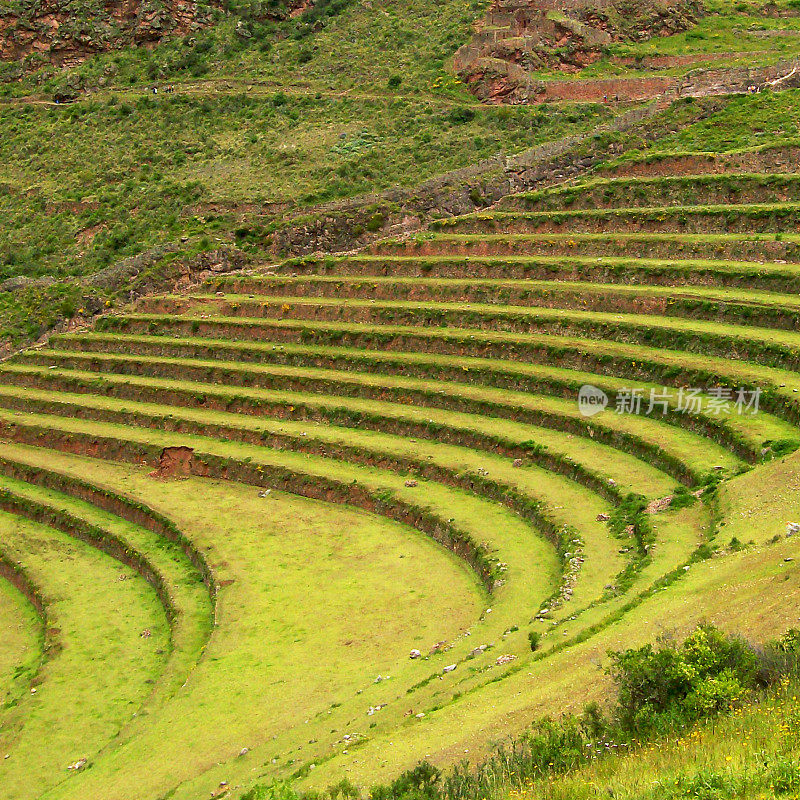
[598,145,800,179]
[195,279,800,330]
[0,447,216,615]
[0,367,679,503]
[50,328,796,460]
[0,468,212,705]
[22,462,709,800]
[111,297,800,381]
[29,462,496,800]
[220,259,800,293]
[0,408,569,637]
[0,382,639,615]
[0,413,716,786]
[0,510,169,799]
[432,203,800,236]
[371,233,800,265]
[8,351,742,481]
[499,174,800,212]
[0,557,43,711]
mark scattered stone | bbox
[258,489,272,498]
[235,19,252,38]
[495,654,516,665]
[596,513,610,521]
[239,748,249,757]
[409,649,422,659]
[416,712,425,718]
[512,458,523,468]
[404,479,419,488]
[645,496,674,514]
[443,664,457,673]
[469,645,488,657]
[140,629,152,638]
[787,522,800,537]
[67,757,87,771]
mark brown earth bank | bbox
[142,286,800,331]
[0,363,702,481]
[369,236,800,267]
[437,205,800,235]
[96,308,800,386]
[502,179,800,211]
[601,146,800,177]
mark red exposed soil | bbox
[602,147,800,178]
[149,445,207,478]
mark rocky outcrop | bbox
[455,0,705,103]
[0,0,313,67]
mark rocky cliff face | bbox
[454,0,705,102]
[0,0,312,67]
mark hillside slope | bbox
[2,2,800,799]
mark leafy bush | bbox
[370,762,441,800]
[609,625,759,732]
[446,107,475,124]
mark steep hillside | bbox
[2,95,800,797]
[3,3,800,799]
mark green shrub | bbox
[365,213,386,233]
[670,485,697,509]
[242,781,301,800]
[370,762,441,800]
[609,625,759,732]
[446,107,475,124]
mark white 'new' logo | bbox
[578,385,609,417]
